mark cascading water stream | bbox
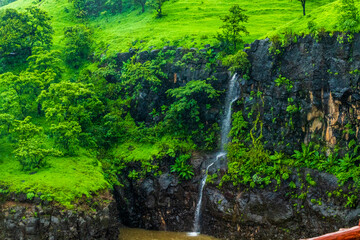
[192,152,226,234]
[220,74,241,151]
[188,73,240,236]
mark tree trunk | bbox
[302,0,306,16]
[158,0,162,16]
[37,103,42,116]
[141,3,145,13]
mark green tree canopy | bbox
[217,5,249,53]
[165,80,219,134]
[50,121,82,155]
[0,113,15,137]
[147,0,168,17]
[134,0,147,13]
[0,71,54,117]
[338,0,359,32]
[12,116,61,170]
[27,47,64,81]
[0,7,53,62]
[38,81,103,126]
[63,24,93,68]
[120,56,163,99]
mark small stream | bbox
[119,228,219,240]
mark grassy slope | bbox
[3,0,341,54]
[87,0,338,53]
[0,140,108,208]
[270,0,360,37]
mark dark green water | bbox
[119,228,219,240]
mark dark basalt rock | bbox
[117,160,360,239]
[0,191,120,240]
[202,168,360,240]
[242,33,360,154]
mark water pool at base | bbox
[119,228,219,240]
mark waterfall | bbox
[188,73,240,236]
[220,73,240,151]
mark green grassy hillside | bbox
[0,140,108,208]
[270,0,360,38]
[2,0,348,54]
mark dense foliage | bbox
[63,25,94,68]
[337,0,359,32]
[0,7,53,66]
[0,0,359,209]
[0,4,225,201]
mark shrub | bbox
[170,154,194,180]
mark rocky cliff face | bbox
[202,169,360,240]
[116,162,360,239]
[243,33,360,153]
[116,33,360,239]
[0,191,120,240]
[114,153,217,232]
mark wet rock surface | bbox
[203,170,360,239]
[0,191,120,240]
[243,33,360,153]
[117,163,359,239]
[115,153,222,233]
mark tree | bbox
[50,121,82,155]
[105,0,122,14]
[0,7,53,62]
[0,88,22,118]
[222,50,250,75]
[0,113,15,136]
[147,0,168,17]
[24,7,54,49]
[217,5,249,53]
[63,25,93,68]
[120,56,163,99]
[104,110,137,143]
[38,82,103,153]
[13,138,61,170]
[298,0,306,16]
[11,117,61,170]
[338,0,359,32]
[38,82,103,126]
[165,80,219,134]
[134,0,147,13]
[27,48,64,81]
[0,71,51,117]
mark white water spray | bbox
[188,73,240,236]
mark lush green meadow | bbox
[3,0,348,54]
[0,140,108,208]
